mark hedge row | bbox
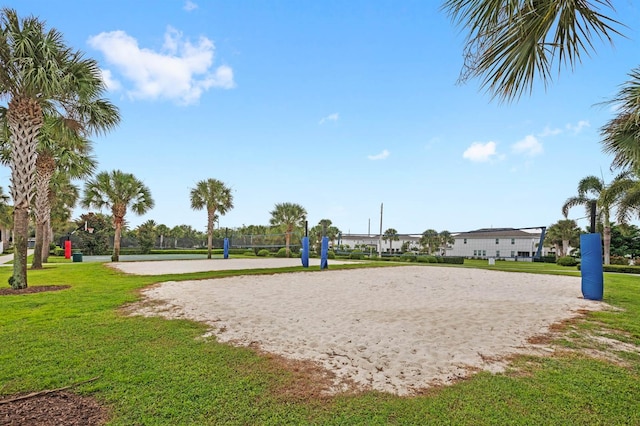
[577,264,640,274]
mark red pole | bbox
[65,240,71,259]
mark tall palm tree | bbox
[81,170,154,262]
[383,228,400,254]
[29,120,97,268]
[269,202,307,257]
[562,173,632,265]
[190,179,234,259]
[442,1,622,101]
[0,9,119,288]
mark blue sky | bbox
[2,1,640,235]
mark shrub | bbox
[350,250,364,260]
[610,255,629,265]
[275,247,288,258]
[417,255,438,263]
[54,246,65,257]
[243,251,255,256]
[400,253,417,262]
[257,249,270,257]
[557,256,578,267]
[327,250,335,259]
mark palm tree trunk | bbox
[7,97,43,289]
[42,218,51,263]
[603,226,611,265]
[562,239,569,257]
[32,154,55,269]
[32,221,46,269]
[207,209,215,259]
[603,210,611,265]
[285,231,291,257]
[12,207,29,289]
[113,220,122,262]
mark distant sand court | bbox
[121,261,604,395]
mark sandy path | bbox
[132,265,603,395]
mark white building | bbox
[446,228,552,260]
[339,233,421,254]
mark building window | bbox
[496,250,500,257]
[495,238,499,244]
[482,250,486,256]
[464,238,467,244]
[473,250,477,256]
[511,238,515,244]
[511,251,515,257]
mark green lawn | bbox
[1,261,639,425]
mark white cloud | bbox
[367,149,390,160]
[184,1,198,11]
[462,141,498,162]
[99,69,121,91]
[87,27,234,105]
[512,135,543,156]
[538,126,562,137]
[319,113,339,124]
[566,120,590,134]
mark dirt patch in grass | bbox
[0,391,108,425]
[0,285,70,296]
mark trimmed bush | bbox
[400,253,417,262]
[243,251,255,256]
[54,246,65,257]
[328,250,335,259]
[557,256,578,267]
[350,250,364,260]
[275,247,288,258]
[433,256,464,265]
[257,249,270,257]
[417,255,438,263]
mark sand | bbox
[111,257,354,275]
[129,264,604,395]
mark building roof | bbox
[455,228,541,239]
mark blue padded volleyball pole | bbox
[301,220,309,268]
[320,236,329,270]
[580,201,603,300]
[223,237,229,259]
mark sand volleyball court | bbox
[130,265,603,395]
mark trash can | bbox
[72,252,83,262]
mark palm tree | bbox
[438,230,455,256]
[442,1,622,102]
[28,121,97,268]
[269,202,307,257]
[420,229,439,254]
[545,219,581,258]
[156,224,170,249]
[0,9,119,288]
[81,170,154,262]
[190,179,234,259]
[382,228,399,254]
[601,67,640,171]
[562,174,632,265]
